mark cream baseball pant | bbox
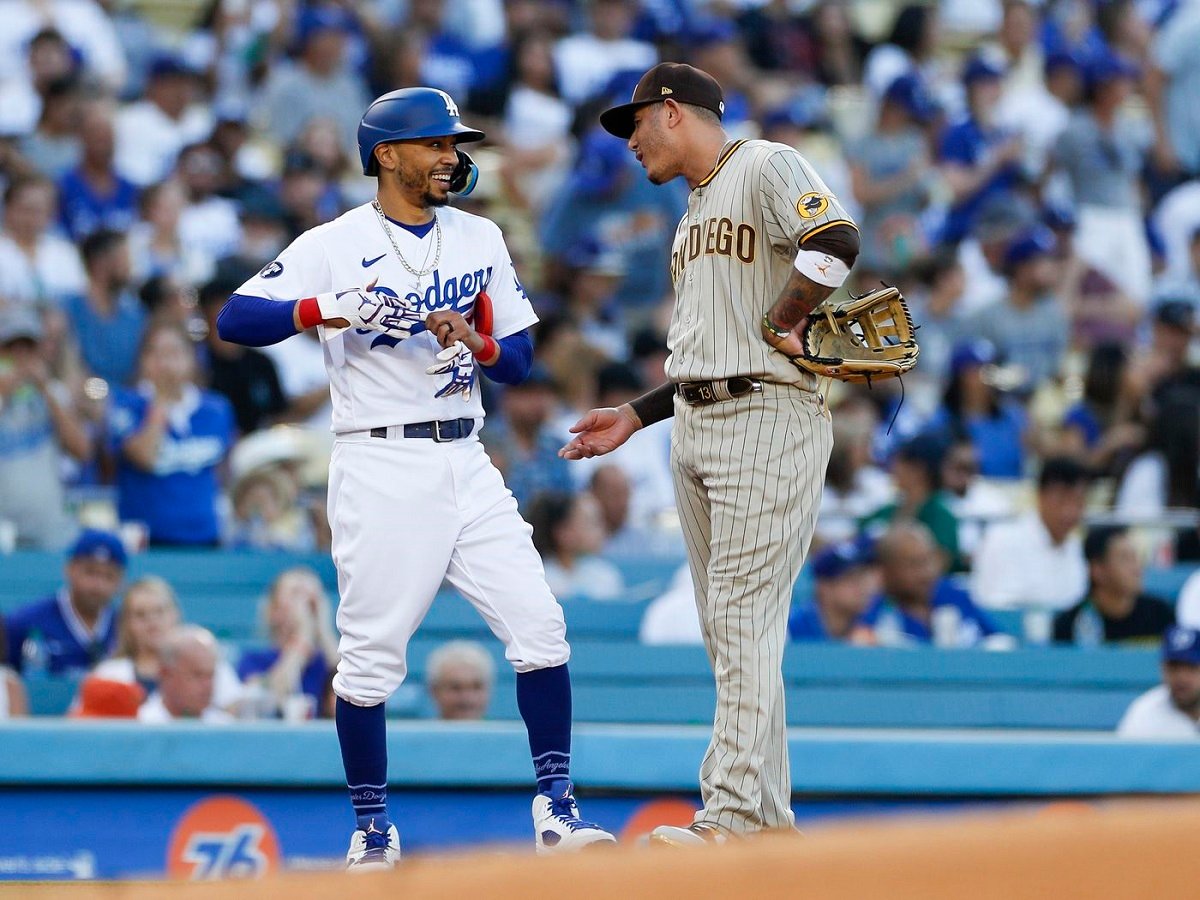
[671,384,833,833]
[328,428,569,706]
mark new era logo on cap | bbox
[601,63,725,139]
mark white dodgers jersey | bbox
[236,203,538,433]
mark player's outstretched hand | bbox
[558,406,640,460]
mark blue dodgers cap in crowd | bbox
[763,85,828,132]
[147,54,193,80]
[811,540,871,580]
[882,74,939,123]
[1162,626,1200,665]
[949,338,997,376]
[68,529,128,568]
[1003,225,1057,269]
[1045,49,1083,77]
[962,54,1005,86]
[1085,49,1140,88]
[571,129,630,196]
[296,5,355,45]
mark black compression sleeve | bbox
[628,381,676,426]
[801,223,861,267]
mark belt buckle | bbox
[432,420,453,442]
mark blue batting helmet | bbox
[357,87,485,176]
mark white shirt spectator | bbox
[639,563,703,645]
[114,100,213,187]
[542,556,625,602]
[0,74,40,135]
[1114,452,1167,519]
[817,466,894,545]
[1152,179,1200,285]
[1176,572,1200,629]
[971,511,1087,610]
[551,34,656,106]
[1117,685,1200,738]
[91,656,244,710]
[0,0,127,89]
[137,691,234,723]
[261,331,331,430]
[955,237,1010,316]
[0,232,87,308]
[179,196,243,266]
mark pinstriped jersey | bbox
[664,139,857,386]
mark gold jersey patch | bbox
[796,192,829,220]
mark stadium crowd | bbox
[0,0,1197,734]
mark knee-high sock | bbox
[516,663,572,792]
[336,698,389,827]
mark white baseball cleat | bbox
[533,781,617,855]
[648,822,729,848]
[346,819,402,871]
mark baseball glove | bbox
[787,284,919,383]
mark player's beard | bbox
[394,161,450,208]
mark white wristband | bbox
[794,247,850,287]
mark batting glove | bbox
[308,289,424,340]
[426,340,476,401]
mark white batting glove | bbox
[316,289,423,340]
[425,340,475,401]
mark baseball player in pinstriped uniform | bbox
[561,63,860,845]
[217,87,614,867]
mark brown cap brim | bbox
[599,99,660,139]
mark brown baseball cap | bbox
[600,63,725,139]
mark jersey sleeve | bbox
[758,148,857,253]
[481,225,539,340]
[234,229,333,302]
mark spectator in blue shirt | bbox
[237,567,339,719]
[66,228,147,386]
[57,101,138,241]
[4,529,126,676]
[927,339,1027,479]
[539,126,686,308]
[937,55,1024,246]
[789,539,878,642]
[481,364,575,510]
[107,320,234,546]
[857,522,1003,648]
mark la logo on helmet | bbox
[436,90,459,118]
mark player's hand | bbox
[316,281,422,340]
[425,340,476,401]
[425,310,486,354]
[558,405,641,460]
[761,315,808,356]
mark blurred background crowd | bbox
[0,0,1198,733]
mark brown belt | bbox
[676,377,763,406]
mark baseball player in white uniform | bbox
[218,87,614,867]
[561,64,861,845]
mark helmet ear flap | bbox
[449,149,478,195]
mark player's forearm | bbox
[217,293,302,347]
[764,269,837,332]
[479,330,533,385]
[628,382,675,427]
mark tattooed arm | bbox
[760,269,836,355]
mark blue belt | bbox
[370,418,475,442]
